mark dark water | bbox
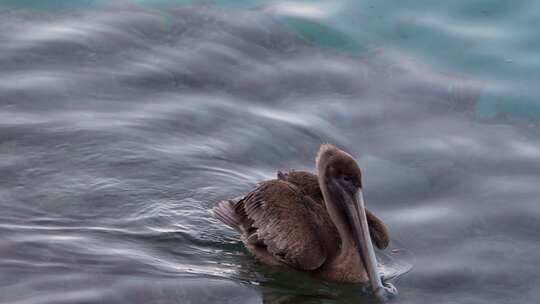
[1,2,539,304]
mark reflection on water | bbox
[1,2,540,304]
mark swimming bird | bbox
[213,144,396,299]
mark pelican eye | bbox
[342,176,351,182]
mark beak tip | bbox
[373,282,398,302]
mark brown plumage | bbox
[213,144,393,294]
[277,170,389,250]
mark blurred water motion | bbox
[1,2,540,304]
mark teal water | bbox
[3,0,539,120]
[1,1,539,304]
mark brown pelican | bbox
[213,144,396,300]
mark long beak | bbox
[345,189,397,301]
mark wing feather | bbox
[240,180,327,270]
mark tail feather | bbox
[212,199,242,232]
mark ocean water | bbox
[1,1,539,303]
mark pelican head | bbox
[316,144,396,300]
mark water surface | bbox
[1,1,539,303]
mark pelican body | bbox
[213,144,396,299]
